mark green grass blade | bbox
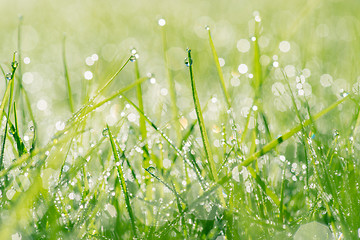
[0,78,13,124]
[62,34,75,113]
[160,22,182,145]
[241,94,350,167]
[107,126,137,238]
[9,103,27,156]
[253,22,263,97]
[134,59,147,144]
[66,56,133,125]
[0,55,18,169]
[206,27,231,109]
[120,95,205,187]
[186,48,217,181]
[186,48,226,206]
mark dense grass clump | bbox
[0,1,360,239]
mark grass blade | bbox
[241,94,350,167]
[186,48,226,206]
[107,125,137,238]
[160,21,182,145]
[206,27,231,109]
[120,95,205,188]
[9,103,27,156]
[186,49,217,181]
[62,34,75,113]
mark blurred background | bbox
[0,0,359,143]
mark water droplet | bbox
[279,41,291,52]
[130,48,137,55]
[23,57,31,64]
[102,128,109,137]
[184,57,192,67]
[340,90,349,97]
[9,127,15,135]
[238,64,248,74]
[12,61,19,69]
[84,71,93,80]
[130,55,137,62]
[146,166,156,174]
[158,18,166,27]
[205,25,210,31]
[5,73,12,80]
[29,126,34,131]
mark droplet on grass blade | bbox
[146,166,156,174]
[12,61,19,69]
[340,90,349,97]
[184,57,192,67]
[130,55,137,62]
[102,128,109,137]
[5,73,12,80]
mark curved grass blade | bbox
[108,126,137,238]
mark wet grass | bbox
[0,7,360,240]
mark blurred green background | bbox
[0,0,359,143]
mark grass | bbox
[0,2,360,239]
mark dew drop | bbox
[279,41,291,52]
[255,16,261,22]
[84,71,93,80]
[184,57,192,67]
[130,55,137,62]
[5,73,12,80]
[340,90,349,97]
[102,128,109,137]
[146,166,156,174]
[24,57,31,64]
[238,64,248,74]
[205,25,210,31]
[12,61,19,69]
[130,48,137,54]
[158,18,166,27]
[9,127,15,135]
